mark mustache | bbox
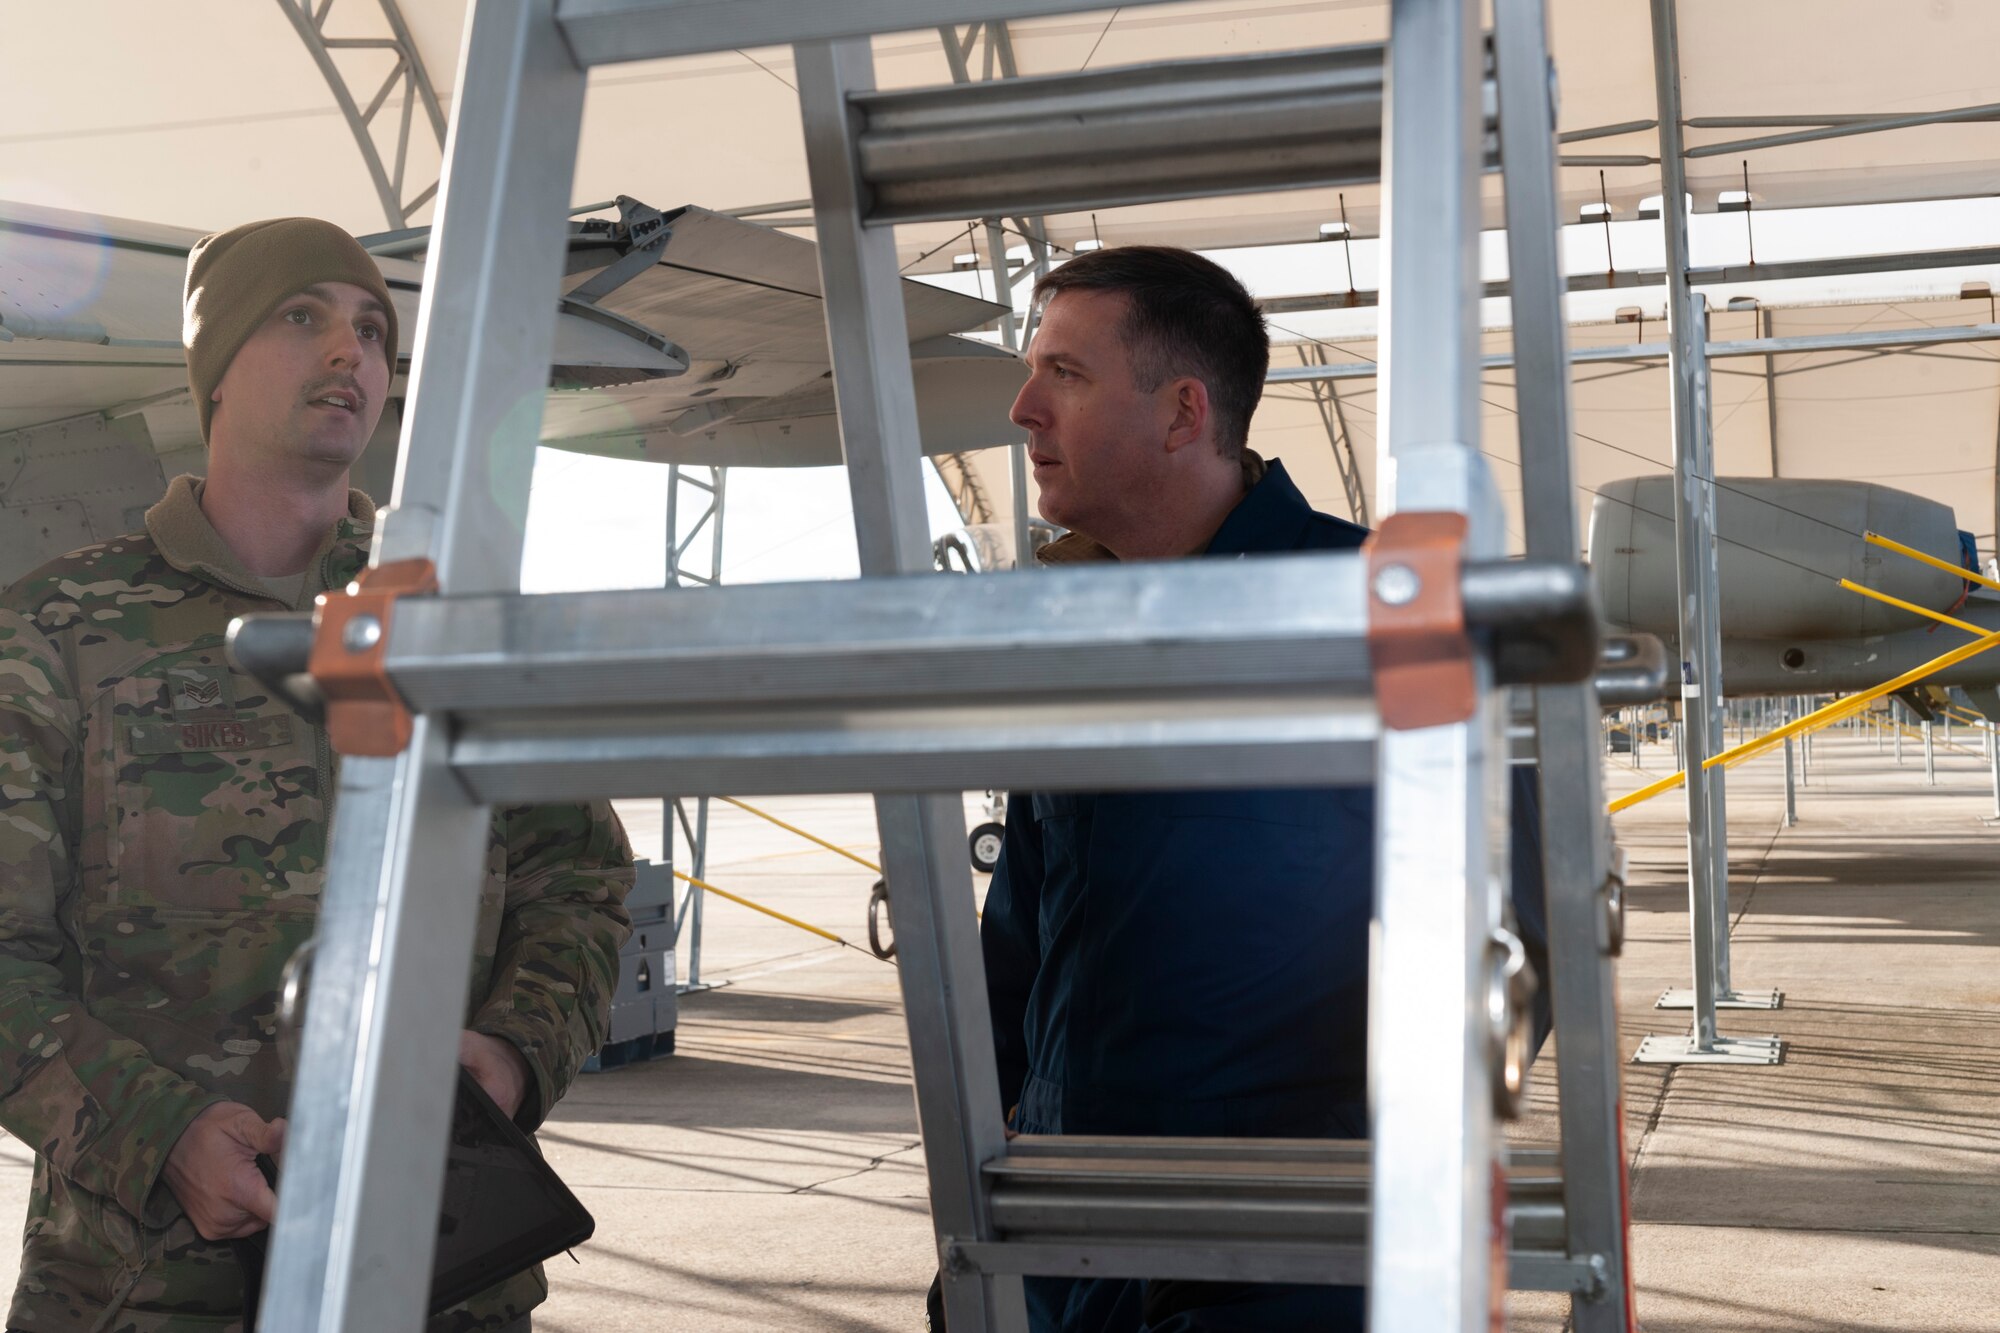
[301,375,367,411]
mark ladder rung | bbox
[946,1239,1601,1294]
[853,46,1424,225]
[448,694,1378,801]
[388,555,1374,712]
[229,554,1597,800]
[407,557,1380,798]
[943,1137,1583,1291]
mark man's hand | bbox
[162,1102,286,1241]
[459,1029,531,1120]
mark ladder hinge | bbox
[309,557,438,756]
[1365,511,1474,729]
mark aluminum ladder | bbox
[233,1,1636,1329]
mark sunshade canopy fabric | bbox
[7,1,2000,560]
[10,2,1999,268]
[1236,295,2000,560]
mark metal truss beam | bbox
[938,18,1046,568]
[276,0,449,229]
[1259,244,2000,315]
[1269,321,2000,383]
[1294,344,1370,526]
[1686,100,2000,159]
[661,462,726,989]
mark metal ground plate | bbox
[1633,1034,1786,1066]
[1656,987,1784,1010]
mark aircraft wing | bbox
[0,200,1023,466]
[537,204,1027,465]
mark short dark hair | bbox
[1032,245,1269,457]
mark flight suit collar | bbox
[1034,449,1294,567]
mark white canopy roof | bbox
[11,2,2000,267]
[8,1,2000,561]
[1239,292,2000,559]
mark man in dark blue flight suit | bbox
[972,246,1548,1333]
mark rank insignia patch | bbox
[166,665,235,719]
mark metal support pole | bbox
[259,2,589,1327]
[663,461,728,990]
[796,37,1025,1333]
[1494,0,1635,1320]
[1783,735,1798,827]
[1636,0,1781,1060]
[1371,0,1506,1324]
[1897,707,1906,763]
[940,28,1044,574]
[1989,723,2000,818]
[1924,720,1937,786]
[671,797,714,990]
[981,219,1036,569]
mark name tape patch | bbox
[128,715,294,756]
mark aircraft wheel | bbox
[969,822,1006,874]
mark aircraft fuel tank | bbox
[1589,477,1972,642]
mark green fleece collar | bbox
[144,473,375,609]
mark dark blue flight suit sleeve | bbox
[981,796,1045,1118]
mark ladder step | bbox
[228,554,1595,801]
[407,555,1376,799]
[448,694,1380,801]
[853,45,1420,225]
[943,1137,1585,1291]
[390,554,1373,711]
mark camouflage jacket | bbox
[0,475,634,1333]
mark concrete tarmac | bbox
[2,734,1996,1330]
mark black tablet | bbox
[239,1066,596,1320]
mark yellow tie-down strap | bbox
[1609,568,2000,814]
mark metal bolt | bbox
[1373,563,1421,606]
[343,614,383,653]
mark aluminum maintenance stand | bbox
[233,2,1637,1329]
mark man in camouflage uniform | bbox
[0,218,634,1333]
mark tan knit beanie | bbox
[182,217,399,444]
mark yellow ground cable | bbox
[1864,531,2000,594]
[1608,624,2000,813]
[718,797,885,875]
[671,868,892,964]
[1838,582,2000,752]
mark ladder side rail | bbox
[1369,0,1506,1329]
[257,1,589,1329]
[1492,0,1634,1324]
[794,36,1027,1333]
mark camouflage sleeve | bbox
[471,800,633,1129]
[0,611,224,1224]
